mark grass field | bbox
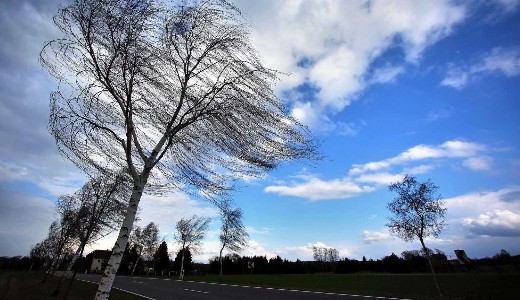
[185,272,520,300]
[2,271,518,299]
[0,271,141,300]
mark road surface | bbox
[76,273,407,300]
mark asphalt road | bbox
[76,274,407,300]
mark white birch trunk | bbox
[94,178,146,300]
[131,253,141,276]
[219,246,224,281]
[179,247,185,280]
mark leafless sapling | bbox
[174,215,210,280]
[386,174,447,296]
[218,200,248,280]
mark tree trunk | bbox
[62,239,89,299]
[420,238,443,297]
[52,245,82,296]
[42,244,65,283]
[131,252,141,276]
[94,178,146,300]
[219,246,224,281]
[179,247,185,280]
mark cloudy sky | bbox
[1,0,519,262]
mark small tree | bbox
[129,222,159,276]
[174,215,210,280]
[153,241,170,274]
[218,200,248,280]
[41,204,78,283]
[173,248,192,275]
[386,174,447,296]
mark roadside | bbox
[0,272,12,300]
[1,272,142,300]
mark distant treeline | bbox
[2,249,519,274]
[207,250,520,275]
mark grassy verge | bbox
[184,273,520,300]
[1,271,143,300]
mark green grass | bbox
[184,273,520,300]
[1,271,143,300]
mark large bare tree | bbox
[386,174,447,296]
[174,215,210,280]
[218,200,248,280]
[41,0,316,298]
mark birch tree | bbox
[218,200,248,280]
[174,215,210,280]
[129,222,159,276]
[386,174,447,296]
[41,201,78,283]
[41,0,317,298]
[53,171,129,298]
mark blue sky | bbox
[1,0,519,262]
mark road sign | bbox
[454,249,471,265]
[247,261,254,269]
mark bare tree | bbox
[129,222,159,276]
[41,202,78,283]
[41,0,316,298]
[386,174,447,296]
[312,246,338,273]
[30,235,58,272]
[218,200,248,280]
[174,215,210,280]
[140,222,160,275]
[53,171,129,298]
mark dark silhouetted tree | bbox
[41,0,317,298]
[218,200,248,280]
[129,222,159,276]
[174,215,210,279]
[154,241,170,273]
[173,248,192,275]
[387,174,446,296]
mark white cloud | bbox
[353,140,486,174]
[444,187,520,239]
[246,226,272,235]
[440,68,469,89]
[441,47,520,89]
[370,65,405,84]
[463,156,493,171]
[475,47,520,76]
[362,230,394,244]
[445,187,520,218]
[464,210,520,237]
[242,239,278,259]
[264,177,375,201]
[265,140,493,201]
[137,192,219,240]
[86,191,220,259]
[239,0,466,131]
[355,172,403,186]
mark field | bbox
[0,272,141,300]
[2,271,518,299]
[185,272,520,300]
